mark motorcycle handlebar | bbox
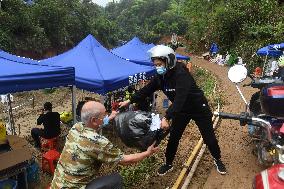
[214,111,273,142]
[214,112,252,122]
[214,112,241,120]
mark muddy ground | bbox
[190,57,264,189]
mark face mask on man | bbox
[103,115,110,126]
[97,115,110,131]
[156,66,167,75]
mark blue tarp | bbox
[210,43,219,54]
[111,37,189,66]
[256,46,283,57]
[39,35,155,94]
[0,50,75,94]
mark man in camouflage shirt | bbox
[51,101,159,189]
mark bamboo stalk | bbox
[171,137,204,189]
[181,144,207,189]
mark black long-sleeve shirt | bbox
[130,62,211,120]
[37,112,61,138]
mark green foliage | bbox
[194,68,215,97]
[182,0,284,72]
[0,0,283,70]
[227,53,238,67]
[0,0,119,56]
[105,0,187,43]
[120,156,158,188]
[0,0,42,52]
[193,66,223,108]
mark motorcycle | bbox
[246,70,283,117]
[214,64,284,188]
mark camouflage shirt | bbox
[51,122,123,189]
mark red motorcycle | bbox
[215,65,284,188]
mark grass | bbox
[192,66,224,109]
[193,68,216,97]
[120,156,160,188]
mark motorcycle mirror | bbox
[228,65,248,83]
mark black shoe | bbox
[157,164,173,176]
[214,159,227,175]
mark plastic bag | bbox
[60,111,72,124]
[114,111,160,151]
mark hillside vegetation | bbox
[1,0,283,68]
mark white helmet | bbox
[148,45,177,69]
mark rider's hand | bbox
[146,143,159,156]
[119,100,130,108]
[161,117,170,130]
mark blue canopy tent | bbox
[39,35,155,94]
[269,43,284,51]
[256,46,283,57]
[256,44,284,78]
[111,37,153,66]
[111,37,190,66]
[0,50,75,94]
[144,43,155,51]
[0,50,38,64]
[0,50,76,133]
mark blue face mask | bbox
[98,115,110,131]
[103,115,110,126]
[156,66,167,75]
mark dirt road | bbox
[145,56,265,189]
[191,57,264,189]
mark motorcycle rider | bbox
[119,45,227,175]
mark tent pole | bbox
[7,94,15,135]
[82,89,84,100]
[71,85,77,125]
